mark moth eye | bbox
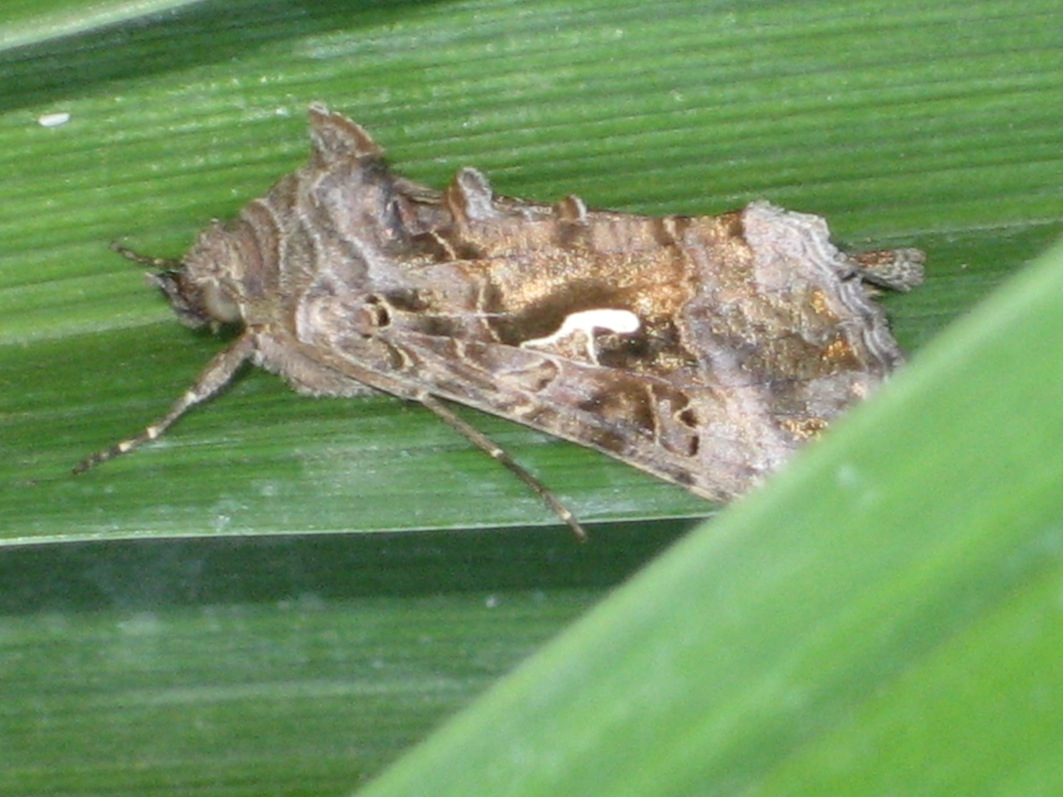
[202,283,241,323]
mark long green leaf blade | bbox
[1,2,1061,795]
[357,236,1063,795]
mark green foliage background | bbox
[1,1,1061,795]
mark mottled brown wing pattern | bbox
[77,103,924,534]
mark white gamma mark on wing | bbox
[520,308,641,363]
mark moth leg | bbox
[73,333,256,474]
[418,394,588,542]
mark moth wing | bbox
[293,282,784,503]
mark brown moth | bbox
[77,103,924,538]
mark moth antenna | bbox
[418,394,588,541]
[110,240,182,270]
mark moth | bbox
[77,103,924,538]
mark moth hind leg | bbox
[73,334,256,474]
[419,395,588,541]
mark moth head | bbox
[161,220,252,330]
[111,240,243,331]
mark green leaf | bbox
[1,0,1061,795]
[0,0,209,50]
[358,233,1063,797]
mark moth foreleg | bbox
[418,394,588,541]
[73,333,256,474]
